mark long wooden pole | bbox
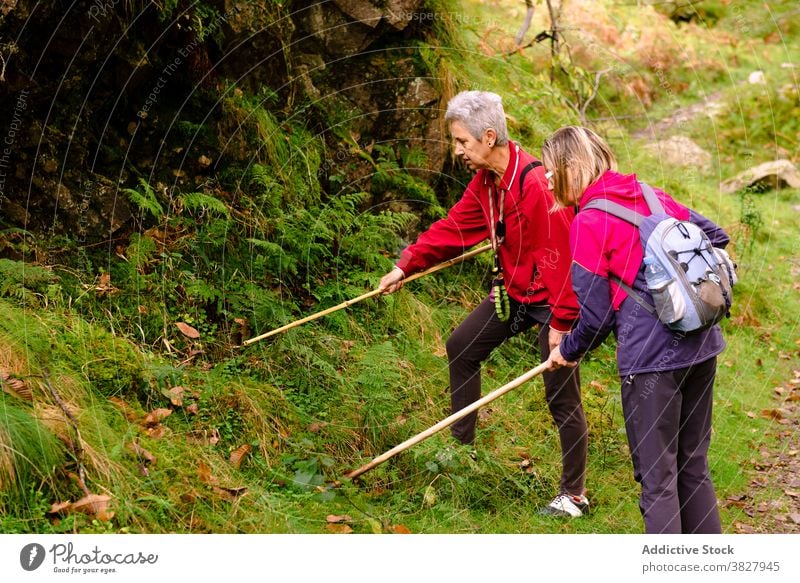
[243,243,492,345]
[344,362,549,481]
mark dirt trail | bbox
[632,91,728,140]
[726,368,800,533]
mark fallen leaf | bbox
[146,425,167,439]
[71,494,114,521]
[723,495,747,508]
[326,514,353,524]
[307,422,327,433]
[590,380,606,392]
[326,524,353,534]
[760,409,783,421]
[143,407,172,426]
[93,272,119,296]
[176,322,200,339]
[212,486,247,501]
[0,368,32,400]
[789,513,800,525]
[108,396,139,421]
[784,489,799,498]
[164,386,186,407]
[186,403,199,415]
[229,444,252,469]
[126,440,157,465]
[198,461,216,485]
[389,524,412,534]
[48,501,72,514]
[746,411,756,418]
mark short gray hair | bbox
[444,91,509,146]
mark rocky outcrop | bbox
[0,0,448,245]
[720,160,800,194]
[296,0,424,56]
[292,0,449,196]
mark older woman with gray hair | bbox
[379,91,589,517]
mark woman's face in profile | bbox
[449,121,492,172]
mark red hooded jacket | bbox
[396,143,579,332]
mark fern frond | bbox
[122,178,164,220]
[179,192,230,218]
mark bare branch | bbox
[515,0,536,46]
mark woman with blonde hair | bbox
[543,126,729,533]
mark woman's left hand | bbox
[547,326,569,351]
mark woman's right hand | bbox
[545,344,578,371]
[378,267,406,295]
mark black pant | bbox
[621,357,721,533]
[446,297,588,495]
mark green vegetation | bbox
[0,0,797,534]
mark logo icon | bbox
[20,543,46,571]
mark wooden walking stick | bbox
[243,243,492,345]
[344,361,550,481]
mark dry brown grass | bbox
[0,426,15,491]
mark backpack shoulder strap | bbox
[608,274,657,315]
[639,182,665,215]
[517,160,542,196]
[582,199,645,226]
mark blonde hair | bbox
[542,126,617,207]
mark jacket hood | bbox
[580,171,650,214]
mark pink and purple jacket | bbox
[560,171,728,375]
[396,143,579,332]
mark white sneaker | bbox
[540,493,590,517]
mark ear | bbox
[483,128,497,146]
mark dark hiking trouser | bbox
[446,297,588,496]
[621,357,722,534]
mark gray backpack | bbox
[584,183,736,333]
